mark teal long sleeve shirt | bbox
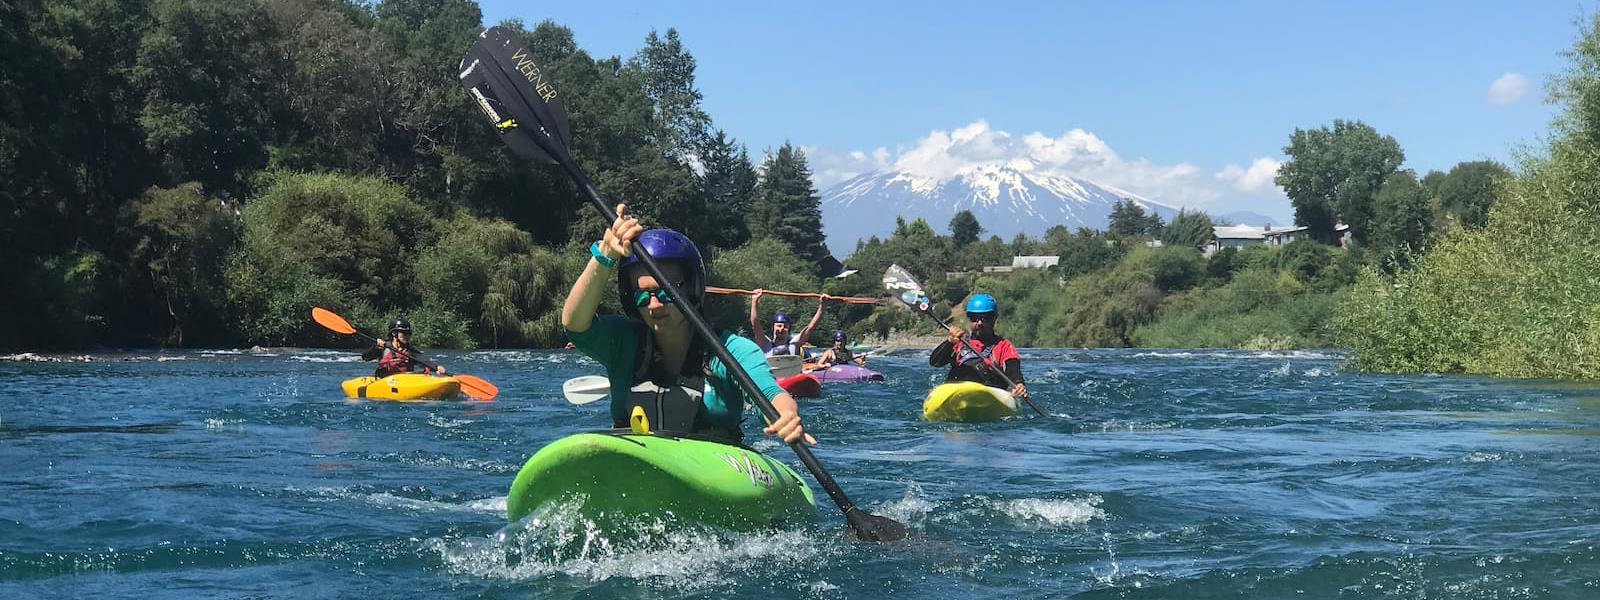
[566,315,785,431]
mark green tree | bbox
[122,183,239,346]
[750,143,827,263]
[1370,170,1432,268]
[630,28,711,158]
[1162,210,1215,249]
[226,172,436,344]
[1108,199,1163,239]
[698,130,756,249]
[134,0,291,196]
[1435,160,1512,230]
[1276,119,1405,244]
[1050,227,1123,278]
[949,210,983,248]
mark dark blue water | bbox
[3,348,1598,598]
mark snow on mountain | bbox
[821,159,1181,255]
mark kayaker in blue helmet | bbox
[814,329,866,368]
[929,293,1028,398]
[360,317,446,377]
[562,204,812,445]
[749,290,827,356]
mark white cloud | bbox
[806,119,1291,217]
[1215,157,1282,191]
[1487,72,1528,106]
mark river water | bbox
[2,347,1597,598]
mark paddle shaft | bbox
[546,139,886,539]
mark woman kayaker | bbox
[814,330,866,368]
[929,293,1028,398]
[562,204,812,445]
[749,291,827,356]
[361,317,446,377]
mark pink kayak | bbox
[807,364,885,383]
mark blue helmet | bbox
[617,228,706,320]
[833,329,847,342]
[772,311,790,324]
[965,293,998,315]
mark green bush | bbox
[1335,13,1600,378]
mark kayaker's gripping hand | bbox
[601,203,643,261]
[376,340,387,350]
[764,408,817,446]
[1011,382,1028,398]
[946,326,964,346]
[435,365,446,376]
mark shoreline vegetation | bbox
[3,1,1595,379]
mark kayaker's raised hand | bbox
[601,203,644,260]
[752,288,764,299]
[946,326,964,346]
[435,365,447,376]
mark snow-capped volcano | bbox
[821,158,1181,254]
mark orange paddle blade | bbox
[311,307,357,335]
[455,374,498,401]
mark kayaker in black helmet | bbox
[749,290,827,357]
[360,317,446,377]
[562,204,813,445]
[814,329,866,368]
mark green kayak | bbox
[507,430,818,531]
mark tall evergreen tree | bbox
[749,143,827,263]
[949,210,983,247]
[1108,199,1163,238]
[630,28,712,159]
[1162,210,1216,250]
[699,130,756,249]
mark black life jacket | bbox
[621,323,740,441]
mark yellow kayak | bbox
[341,373,461,401]
[922,381,1019,422]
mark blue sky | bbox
[478,0,1589,220]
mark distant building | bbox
[1202,224,1350,256]
[946,255,1060,280]
[1011,255,1059,269]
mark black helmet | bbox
[389,317,412,334]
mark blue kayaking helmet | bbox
[617,228,706,320]
[965,293,998,316]
[833,329,847,342]
[772,311,790,324]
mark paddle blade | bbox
[845,512,909,543]
[311,307,356,335]
[882,264,924,294]
[562,375,611,405]
[458,26,573,165]
[455,374,498,401]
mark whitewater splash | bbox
[430,498,829,591]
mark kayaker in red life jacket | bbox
[360,317,446,377]
[929,293,1028,398]
[749,292,826,357]
[561,204,813,445]
[814,329,866,368]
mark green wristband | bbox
[589,241,616,268]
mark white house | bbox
[1203,224,1349,256]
